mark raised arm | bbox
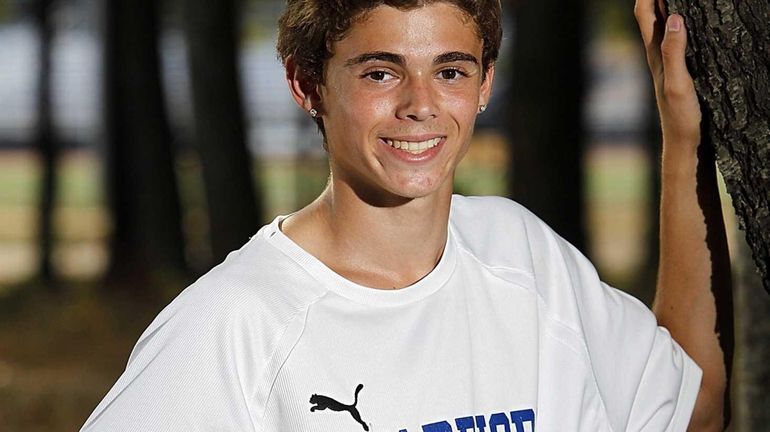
[634,1,733,430]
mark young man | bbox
[81,0,728,430]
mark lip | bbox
[381,134,445,142]
[378,136,446,162]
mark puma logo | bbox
[309,383,369,431]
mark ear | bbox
[479,64,495,107]
[285,56,321,113]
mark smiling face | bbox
[313,3,494,204]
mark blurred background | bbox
[0,0,765,430]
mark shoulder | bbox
[125,224,329,373]
[449,194,610,289]
[449,194,652,340]
[449,195,589,330]
[450,194,539,226]
[190,228,325,310]
[449,194,562,277]
[81,225,327,430]
[155,227,326,339]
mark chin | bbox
[389,174,451,200]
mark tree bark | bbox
[663,0,769,428]
[102,0,187,291]
[665,0,770,294]
[183,0,262,265]
[506,0,588,253]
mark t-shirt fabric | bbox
[81,195,701,432]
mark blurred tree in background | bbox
[31,0,59,288]
[102,0,187,291]
[183,0,262,264]
[506,0,587,253]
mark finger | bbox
[660,15,694,98]
[635,0,665,77]
[634,0,656,46]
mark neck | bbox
[282,174,453,289]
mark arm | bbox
[658,129,732,432]
[634,3,733,430]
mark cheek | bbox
[326,87,394,133]
[441,87,481,120]
[351,97,393,123]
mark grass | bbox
[0,285,169,431]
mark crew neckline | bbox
[261,215,457,306]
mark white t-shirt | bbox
[81,195,701,432]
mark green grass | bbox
[0,156,39,207]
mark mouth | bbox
[382,137,443,155]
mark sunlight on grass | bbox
[585,143,650,284]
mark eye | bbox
[439,68,467,80]
[363,70,393,82]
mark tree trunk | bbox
[663,0,769,428]
[665,0,770,294]
[32,0,58,289]
[506,0,588,253]
[102,0,187,292]
[183,0,262,265]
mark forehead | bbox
[331,3,483,61]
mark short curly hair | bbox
[276,0,502,85]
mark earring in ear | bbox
[309,108,318,118]
[478,104,487,113]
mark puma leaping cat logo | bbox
[309,383,369,431]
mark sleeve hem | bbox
[667,354,703,432]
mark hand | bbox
[635,0,702,150]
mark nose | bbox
[395,75,439,121]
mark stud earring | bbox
[478,104,487,113]
[309,108,318,118]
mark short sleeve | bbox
[79,286,259,432]
[540,231,703,431]
[448,195,703,430]
[625,322,702,431]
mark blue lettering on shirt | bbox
[398,409,535,432]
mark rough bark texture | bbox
[662,0,770,428]
[665,0,770,294]
[506,0,587,253]
[183,0,262,265]
[102,0,187,291]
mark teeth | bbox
[385,137,441,154]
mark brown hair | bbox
[276,0,502,84]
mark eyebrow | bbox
[344,51,405,67]
[433,51,479,66]
[343,51,479,67]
